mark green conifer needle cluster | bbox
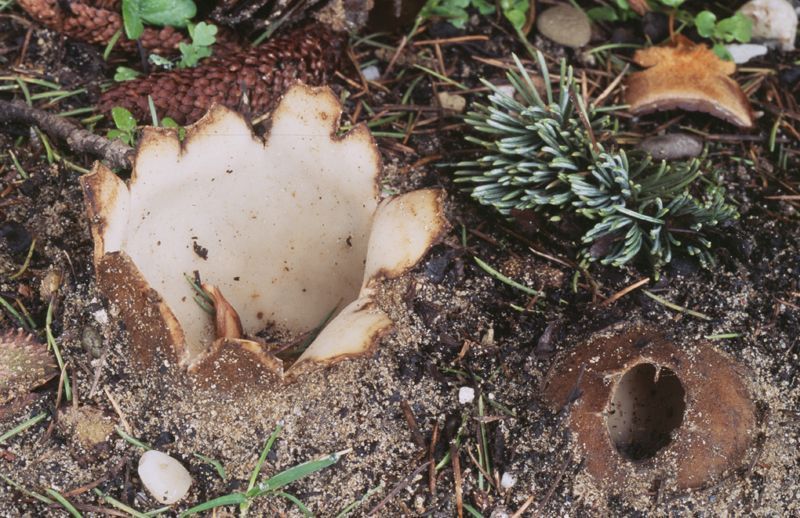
[454,52,737,272]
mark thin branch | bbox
[0,100,133,170]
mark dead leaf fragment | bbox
[626,36,754,128]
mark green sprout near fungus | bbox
[453,52,737,273]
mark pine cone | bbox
[99,25,345,125]
[18,0,240,56]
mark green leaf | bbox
[471,0,495,16]
[160,117,179,128]
[189,21,217,46]
[113,66,141,81]
[503,8,526,30]
[694,11,716,39]
[121,0,144,39]
[716,12,752,43]
[148,53,174,69]
[712,42,733,61]
[139,0,196,27]
[178,41,211,68]
[587,6,619,22]
[111,107,136,131]
[659,0,686,7]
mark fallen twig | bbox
[0,99,133,170]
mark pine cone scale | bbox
[99,26,343,125]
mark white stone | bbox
[458,386,475,404]
[437,91,467,113]
[138,450,192,504]
[739,0,798,51]
[725,43,769,63]
[500,472,517,489]
[361,65,381,82]
[537,5,592,48]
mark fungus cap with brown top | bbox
[544,322,756,490]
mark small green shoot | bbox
[116,426,151,450]
[114,66,141,82]
[0,474,54,505]
[418,0,494,29]
[178,22,217,68]
[103,29,123,60]
[93,488,170,517]
[0,293,32,331]
[107,107,137,146]
[333,484,383,518]
[243,422,284,514]
[180,423,348,517]
[9,238,35,281]
[44,488,82,518]
[641,289,712,320]
[194,453,227,481]
[184,273,214,314]
[695,11,752,59]
[473,257,544,297]
[45,298,71,401]
[8,150,28,179]
[499,0,529,30]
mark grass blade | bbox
[249,449,350,497]
[274,491,312,516]
[45,488,82,517]
[0,412,48,444]
[179,493,247,517]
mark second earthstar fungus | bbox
[81,84,448,388]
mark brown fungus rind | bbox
[626,35,754,128]
[544,322,756,491]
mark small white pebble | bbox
[138,450,192,505]
[361,65,381,82]
[92,308,109,325]
[458,386,475,404]
[500,472,517,489]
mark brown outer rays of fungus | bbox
[543,321,756,492]
[81,84,448,389]
[626,35,754,128]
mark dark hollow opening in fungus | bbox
[606,363,686,461]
